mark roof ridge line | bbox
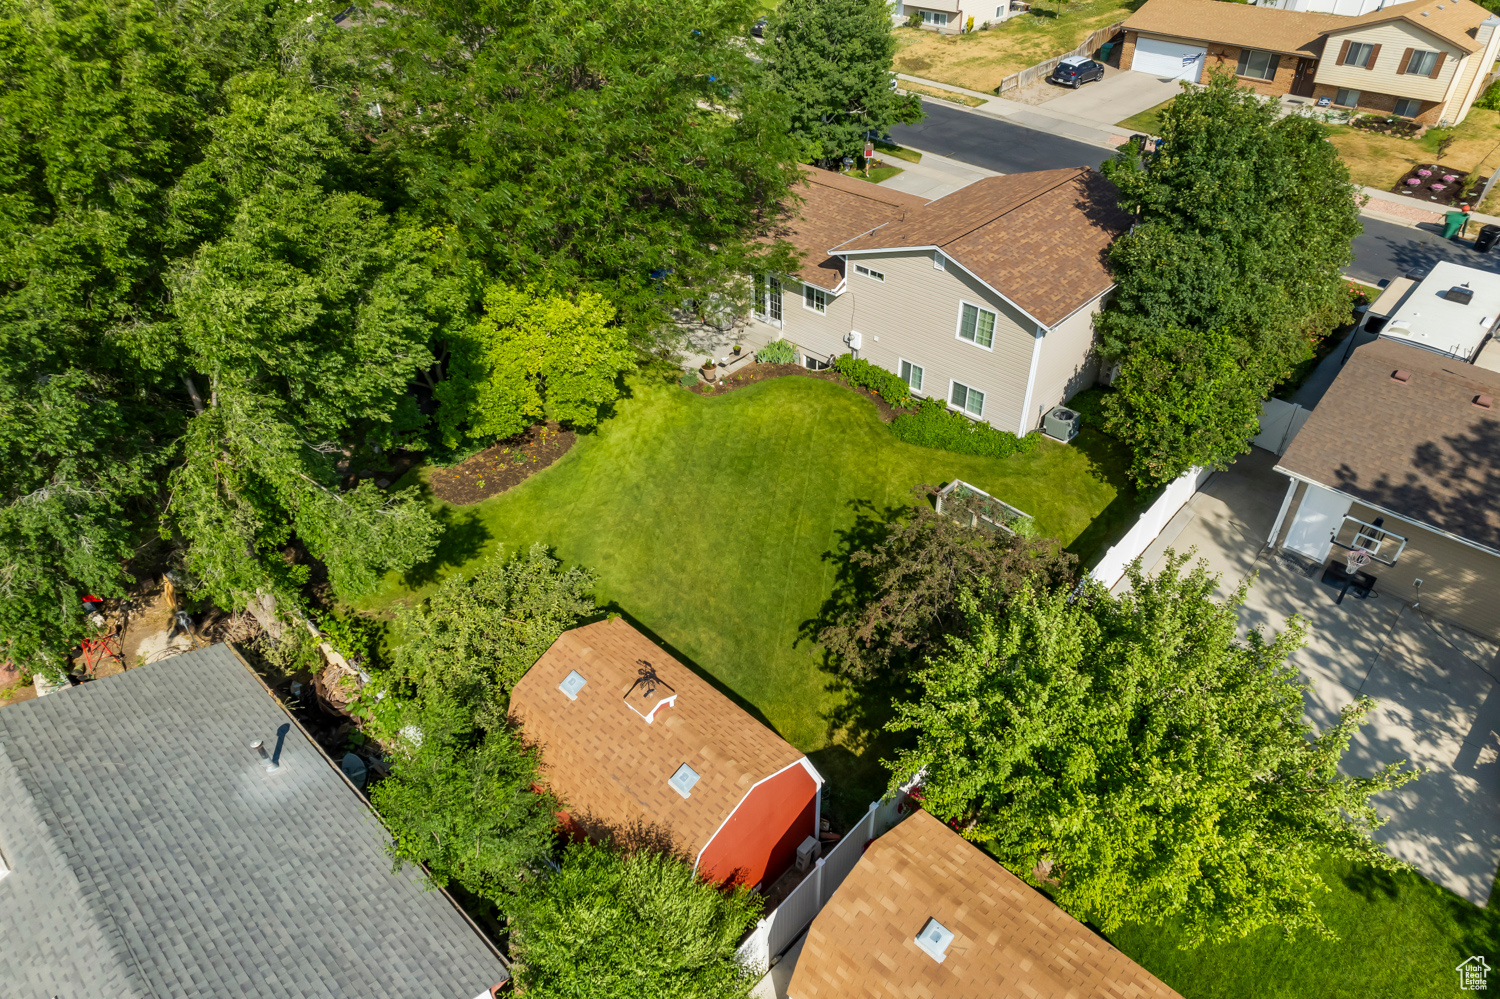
[936,167,1088,249]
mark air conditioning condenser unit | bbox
[1043,406,1080,443]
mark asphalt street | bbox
[1348,215,1500,284]
[886,101,1113,175]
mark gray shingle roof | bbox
[0,644,507,999]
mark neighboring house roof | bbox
[833,167,1132,328]
[788,809,1182,999]
[509,618,807,863]
[771,168,928,291]
[0,645,507,999]
[1277,338,1500,551]
[1125,0,1348,55]
[1322,0,1491,53]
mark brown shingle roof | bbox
[1324,0,1491,53]
[787,809,1182,999]
[508,618,807,861]
[832,168,1131,328]
[770,168,929,291]
[1277,338,1500,551]
[1124,0,1348,55]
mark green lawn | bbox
[1117,96,1173,135]
[861,165,904,184]
[367,373,1139,816]
[1108,856,1500,999]
[874,140,923,164]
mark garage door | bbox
[1131,35,1206,83]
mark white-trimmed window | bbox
[804,354,829,371]
[1403,49,1440,75]
[949,381,984,416]
[956,301,996,349]
[920,10,948,26]
[855,263,885,282]
[1394,97,1423,118]
[900,359,924,393]
[933,251,946,270]
[803,285,827,314]
[1334,88,1360,108]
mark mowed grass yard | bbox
[893,0,1138,94]
[1110,856,1500,999]
[364,373,1140,813]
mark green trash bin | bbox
[1100,41,1115,64]
[1444,210,1467,239]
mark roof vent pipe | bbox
[250,739,280,773]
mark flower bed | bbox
[1352,114,1421,138]
[1391,163,1475,207]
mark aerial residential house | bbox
[0,645,509,999]
[752,166,1131,436]
[786,808,1182,999]
[1361,259,1500,364]
[1121,0,1500,125]
[509,618,823,890]
[1268,337,1500,641]
[894,0,967,32]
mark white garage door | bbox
[1131,35,1206,83]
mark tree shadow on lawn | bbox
[399,500,494,592]
[797,497,925,817]
[1341,861,1500,971]
[1063,427,1151,568]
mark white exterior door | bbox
[1131,35,1207,83]
[1283,483,1351,562]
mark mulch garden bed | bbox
[688,361,915,423]
[429,421,576,505]
[1391,163,1477,207]
[1352,115,1421,138]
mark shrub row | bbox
[832,353,911,407]
[890,398,1039,459]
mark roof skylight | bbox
[914,918,954,963]
[558,670,587,700]
[668,763,700,799]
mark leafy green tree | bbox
[1099,72,1361,369]
[435,284,634,447]
[886,554,1419,945]
[819,502,1076,679]
[511,839,760,999]
[383,544,597,731]
[371,697,559,894]
[356,0,804,339]
[766,0,924,163]
[1102,327,1267,486]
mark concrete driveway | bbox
[1039,68,1182,128]
[1133,448,1500,905]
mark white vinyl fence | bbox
[1089,465,1213,590]
[1252,399,1311,456]
[736,795,911,976]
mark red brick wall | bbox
[1310,83,1443,125]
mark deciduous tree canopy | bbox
[885,554,1418,944]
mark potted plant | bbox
[732,344,742,355]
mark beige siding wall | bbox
[1316,23,1465,102]
[1335,503,1500,641]
[758,280,855,362]
[1029,295,1105,428]
[842,250,1040,434]
[1448,25,1500,124]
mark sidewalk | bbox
[895,73,1131,150]
[1359,185,1500,231]
[879,148,999,200]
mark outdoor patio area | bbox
[1132,448,1500,906]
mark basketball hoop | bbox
[1346,547,1372,572]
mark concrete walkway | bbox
[880,148,999,201]
[1133,449,1500,906]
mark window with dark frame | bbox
[1393,97,1422,118]
[1334,88,1361,108]
[1235,49,1279,81]
[855,263,885,282]
[1403,49,1439,75]
[1344,41,1376,68]
[803,284,826,314]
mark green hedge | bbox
[832,354,911,407]
[890,398,1039,459]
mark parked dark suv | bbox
[1050,55,1105,89]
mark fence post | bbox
[814,855,826,909]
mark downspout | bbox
[1018,325,1046,435]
